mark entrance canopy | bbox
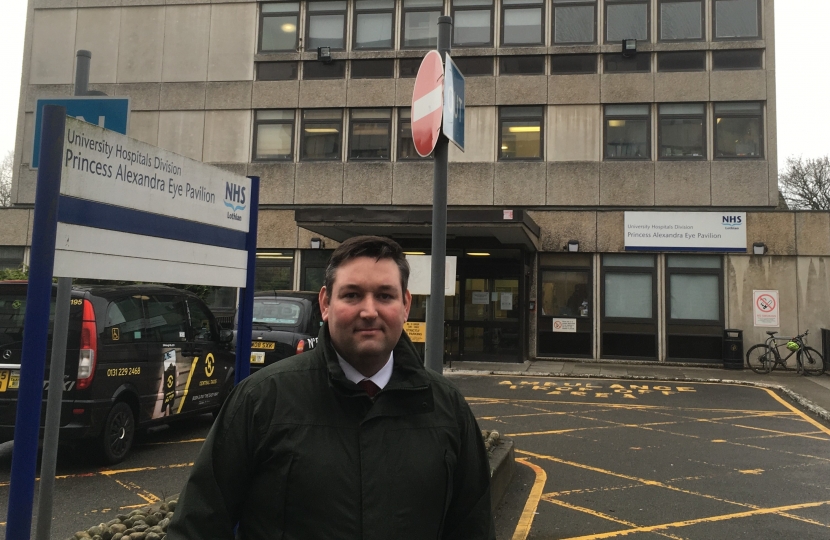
[295,208,540,251]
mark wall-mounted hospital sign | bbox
[624,212,747,252]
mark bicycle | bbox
[745,330,825,375]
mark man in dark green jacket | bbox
[169,236,495,539]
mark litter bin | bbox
[723,329,743,370]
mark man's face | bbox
[319,257,411,373]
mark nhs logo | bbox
[224,182,247,222]
[722,215,743,229]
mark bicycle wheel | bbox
[797,346,825,376]
[746,344,774,374]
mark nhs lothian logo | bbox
[722,215,743,230]
[224,182,247,222]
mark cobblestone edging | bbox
[67,500,176,540]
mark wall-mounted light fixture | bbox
[567,240,579,252]
[752,242,766,255]
[317,46,332,63]
[311,238,323,249]
[622,38,637,58]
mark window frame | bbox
[712,49,764,70]
[254,251,296,291]
[713,101,765,160]
[300,109,344,162]
[401,0,445,49]
[498,106,545,162]
[552,0,598,45]
[353,0,396,50]
[451,0,495,48]
[603,104,652,161]
[256,61,299,81]
[252,110,296,162]
[258,2,301,53]
[713,0,762,41]
[656,51,706,72]
[550,53,598,74]
[657,0,704,42]
[537,259,594,359]
[657,103,707,161]
[348,108,393,161]
[350,59,396,79]
[603,52,652,73]
[600,255,658,324]
[605,0,650,44]
[499,55,546,75]
[501,0,545,47]
[305,0,348,51]
[665,256,724,326]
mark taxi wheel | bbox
[100,401,135,464]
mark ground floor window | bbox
[538,253,592,357]
[666,255,724,362]
[601,254,658,359]
[255,251,294,291]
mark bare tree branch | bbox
[0,150,14,207]
[778,155,830,210]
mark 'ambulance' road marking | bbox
[511,459,546,540]
[412,86,443,122]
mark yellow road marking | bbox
[111,478,161,505]
[738,469,764,475]
[100,463,194,476]
[143,438,206,446]
[511,459,547,540]
[560,500,830,539]
[762,388,830,436]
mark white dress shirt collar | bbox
[337,352,394,389]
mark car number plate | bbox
[251,341,275,350]
[250,352,265,364]
[0,370,20,392]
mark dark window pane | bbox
[712,49,763,70]
[607,2,648,42]
[715,117,763,157]
[452,56,494,76]
[404,10,441,47]
[355,12,394,49]
[660,117,705,158]
[302,110,342,160]
[606,105,650,160]
[308,13,346,49]
[604,53,651,72]
[500,55,545,75]
[254,265,293,291]
[715,0,759,38]
[350,121,390,160]
[656,51,705,71]
[660,1,702,40]
[550,54,597,74]
[351,59,395,78]
[503,7,543,45]
[399,58,421,77]
[258,62,298,80]
[554,4,595,43]
[261,14,299,51]
[453,9,492,45]
[303,60,346,79]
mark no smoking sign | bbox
[753,290,779,327]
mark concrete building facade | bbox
[5,0,829,365]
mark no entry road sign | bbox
[411,50,444,157]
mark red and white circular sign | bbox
[411,50,444,157]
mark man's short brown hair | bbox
[324,236,410,297]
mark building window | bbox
[255,251,295,291]
[550,54,597,74]
[260,2,300,52]
[452,0,494,47]
[354,0,395,49]
[659,0,703,41]
[604,53,651,73]
[666,255,724,362]
[306,0,347,50]
[605,104,650,160]
[500,55,546,75]
[351,59,395,78]
[553,0,596,44]
[301,109,343,161]
[714,102,763,159]
[502,0,544,46]
[601,254,657,359]
[453,56,495,76]
[606,0,649,43]
[402,0,443,48]
[656,51,705,71]
[499,106,543,160]
[300,250,333,291]
[399,58,421,77]
[658,103,705,160]
[398,108,430,159]
[714,0,760,40]
[303,60,346,79]
[349,109,392,160]
[712,49,763,70]
[0,247,24,271]
[257,62,299,81]
[538,253,593,358]
[253,110,295,161]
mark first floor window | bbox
[714,102,763,158]
[712,49,763,70]
[605,104,650,160]
[554,0,596,43]
[349,109,392,160]
[714,0,760,39]
[500,56,545,75]
[604,53,651,72]
[403,0,443,48]
[499,106,543,160]
[550,54,597,74]
[254,110,294,161]
[656,51,705,71]
[301,109,342,161]
[659,0,703,41]
[307,1,347,50]
[260,2,300,51]
[659,103,706,159]
[502,0,544,45]
[606,0,649,43]
[257,62,298,81]
[452,56,494,76]
[354,0,395,49]
[452,0,494,46]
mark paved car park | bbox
[0,373,828,539]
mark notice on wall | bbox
[500,293,513,311]
[472,292,490,305]
[753,290,779,327]
[404,321,426,343]
[552,318,577,333]
[624,212,747,252]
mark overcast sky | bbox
[0,1,827,173]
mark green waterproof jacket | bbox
[168,324,495,540]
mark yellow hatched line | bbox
[762,388,830,436]
[511,459,547,540]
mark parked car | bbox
[0,282,235,463]
[242,291,322,372]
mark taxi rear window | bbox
[253,300,303,325]
[0,294,28,347]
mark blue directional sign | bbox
[443,54,465,152]
[32,97,130,168]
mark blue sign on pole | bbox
[32,97,129,168]
[443,54,465,152]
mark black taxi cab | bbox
[243,291,321,372]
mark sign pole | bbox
[6,105,66,540]
[425,16,452,375]
[235,177,260,385]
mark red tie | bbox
[357,379,381,398]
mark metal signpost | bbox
[5,111,259,540]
